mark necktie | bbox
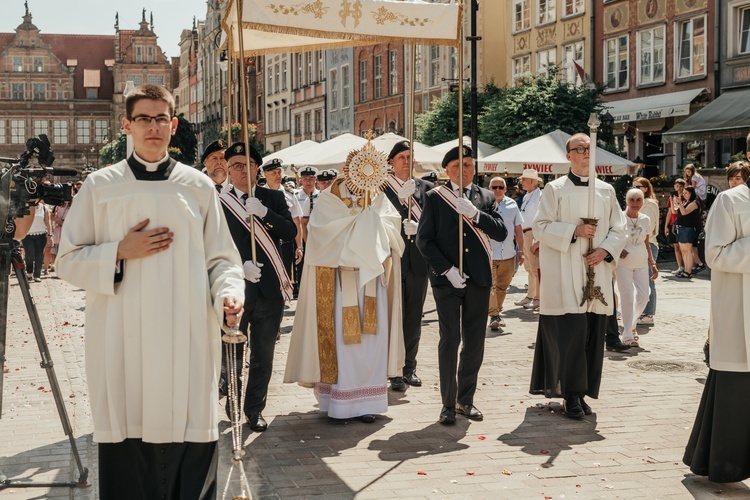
[309,193,315,213]
[241,193,249,202]
[215,184,222,193]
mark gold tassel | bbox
[315,267,337,384]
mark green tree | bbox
[415,82,501,146]
[99,132,127,166]
[169,114,198,164]
[478,68,615,151]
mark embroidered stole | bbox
[433,185,492,267]
[220,190,293,301]
[385,175,423,222]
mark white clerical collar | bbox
[570,171,589,183]
[133,152,170,172]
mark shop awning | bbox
[605,88,708,124]
[662,88,750,143]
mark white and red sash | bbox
[385,175,422,222]
[433,185,492,267]
[220,190,293,301]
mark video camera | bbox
[0,134,76,235]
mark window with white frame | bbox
[76,120,91,144]
[282,60,288,90]
[147,75,164,86]
[295,53,303,87]
[676,15,706,78]
[330,69,338,110]
[12,83,24,100]
[512,55,531,81]
[342,65,350,107]
[318,51,324,82]
[95,120,108,143]
[538,0,556,25]
[282,106,288,131]
[389,49,398,95]
[53,120,67,144]
[275,63,280,93]
[267,71,273,95]
[305,112,311,134]
[268,111,274,134]
[136,46,143,63]
[739,6,750,54]
[34,57,43,72]
[307,52,313,85]
[11,120,25,144]
[564,0,584,17]
[128,75,142,86]
[34,120,48,138]
[514,0,530,32]
[429,46,440,87]
[605,35,629,90]
[450,48,458,79]
[147,46,154,63]
[563,41,584,84]
[275,110,280,133]
[374,55,382,99]
[33,83,46,100]
[315,109,322,132]
[638,25,665,85]
[294,115,301,136]
[13,57,23,72]
[537,48,556,76]
[0,120,5,144]
[359,60,367,102]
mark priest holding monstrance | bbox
[529,131,626,418]
[284,134,405,423]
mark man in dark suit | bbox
[220,142,297,432]
[383,140,433,392]
[416,145,507,425]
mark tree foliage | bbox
[169,114,198,164]
[415,70,618,153]
[99,132,127,166]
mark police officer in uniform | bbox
[383,140,433,391]
[294,166,319,296]
[416,145,507,425]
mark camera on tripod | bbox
[0,135,77,234]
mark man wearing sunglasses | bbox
[529,133,627,419]
[488,176,525,331]
[57,84,245,498]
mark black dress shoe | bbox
[578,395,593,415]
[358,414,376,423]
[404,372,422,386]
[456,403,483,421]
[563,396,585,419]
[248,412,268,432]
[606,341,632,352]
[439,406,456,425]
[390,377,407,392]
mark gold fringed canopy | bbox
[222,0,463,56]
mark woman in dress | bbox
[684,163,707,201]
[615,188,658,347]
[632,177,659,325]
[673,186,702,279]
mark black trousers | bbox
[22,233,46,279]
[98,439,217,499]
[226,293,285,416]
[432,281,490,408]
[402,269,429,376]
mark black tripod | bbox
[0,238,89,489]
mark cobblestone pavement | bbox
[1,263,748,499]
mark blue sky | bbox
[1,0,209,58]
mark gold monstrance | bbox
[342,130,390,208]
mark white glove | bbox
[403,219,418,236]
[453,197,478,219]
[245,197,268,218]
[444,266,468,289]
[397,179,416,199]
[243,261,263,283]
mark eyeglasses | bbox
[129,114,173,126]
[490,185,506,190]
[228,162,257,171]
[568,146,591,154]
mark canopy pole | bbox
[226,32,233,145]
[234,0,257,264]
[407,43,416,227]
[457,10,464,276]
